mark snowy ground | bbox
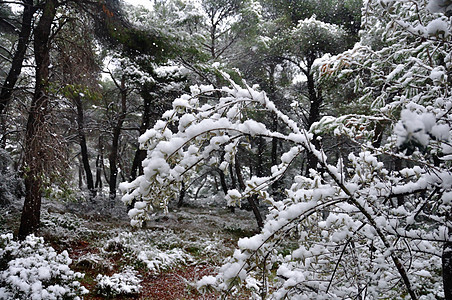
[0,196,260,299]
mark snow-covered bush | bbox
[120,1,451,298]
[74,253,113,273]
[0,233,88,300]
[95,267,141,297]
[39,211,94,246]
[41,211,86,233]
[137,246,188,272]
[103,231,192,273]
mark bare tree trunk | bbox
[229,163,236,189]
[270,113,279,193]
[74,95,96,197]
[235,155,263,229]
[255,136,265,178]
[228,163,236,213]
[270,114,278,167]
[442,172,452,299]
[395,158,404,206]
[214,153,233,212]
[95,153,103,190]
[18,0,57,239]
[128,147,144,211]
[177,181,186,208]
[372,120,385,148]
[305,70,322,175]
[218,167,229,195]
[267,66,280,195]
[108,75,127,202]
[443,241,452,299]
[130,149,146,180]
[130,92,152,181]
[254,136,266,206]
[0,0,35,115]
[78,156,83,189]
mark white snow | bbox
[426,18,450,38]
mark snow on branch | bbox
[120,61,451,298]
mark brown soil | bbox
[69,239,220,300]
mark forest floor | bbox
[0,197,261,299]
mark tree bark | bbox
[229,163,236,189]
[305,69,323,175]
[177,181,186,208]
[255,136,265,178]
[218,167,229,195]
[0,0,35,116]
[443,241,452,299]
[95,153,103,190]
[443,187,452,299]
[78,156,83,189]
[18,0,57,239]
[228,163,236,213]
[235,155,263,229]
[130,91,152,181]
[394,158,404,206]
[372,120,385,148]
[270,114,278,167]
[75,95,96,197]
[270,113,280,195]
[130,149,146,181]
[108,75,127,202]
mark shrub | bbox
[95,267,141,297]
[0,233,88,300]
